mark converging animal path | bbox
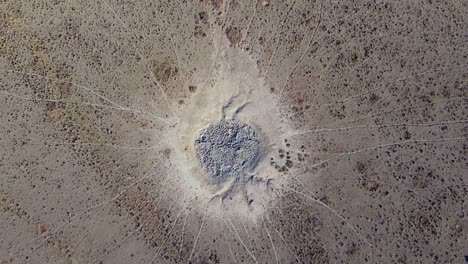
[0,0,466,263]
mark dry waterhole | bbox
[0,0,467,263]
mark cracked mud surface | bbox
[0,0,466,263]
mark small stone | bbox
[188,85,197,93]
[261,0,269,7]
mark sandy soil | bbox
[0,0,466,263]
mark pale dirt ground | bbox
[0,0,467,263]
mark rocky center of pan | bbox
[194,119,261,184]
